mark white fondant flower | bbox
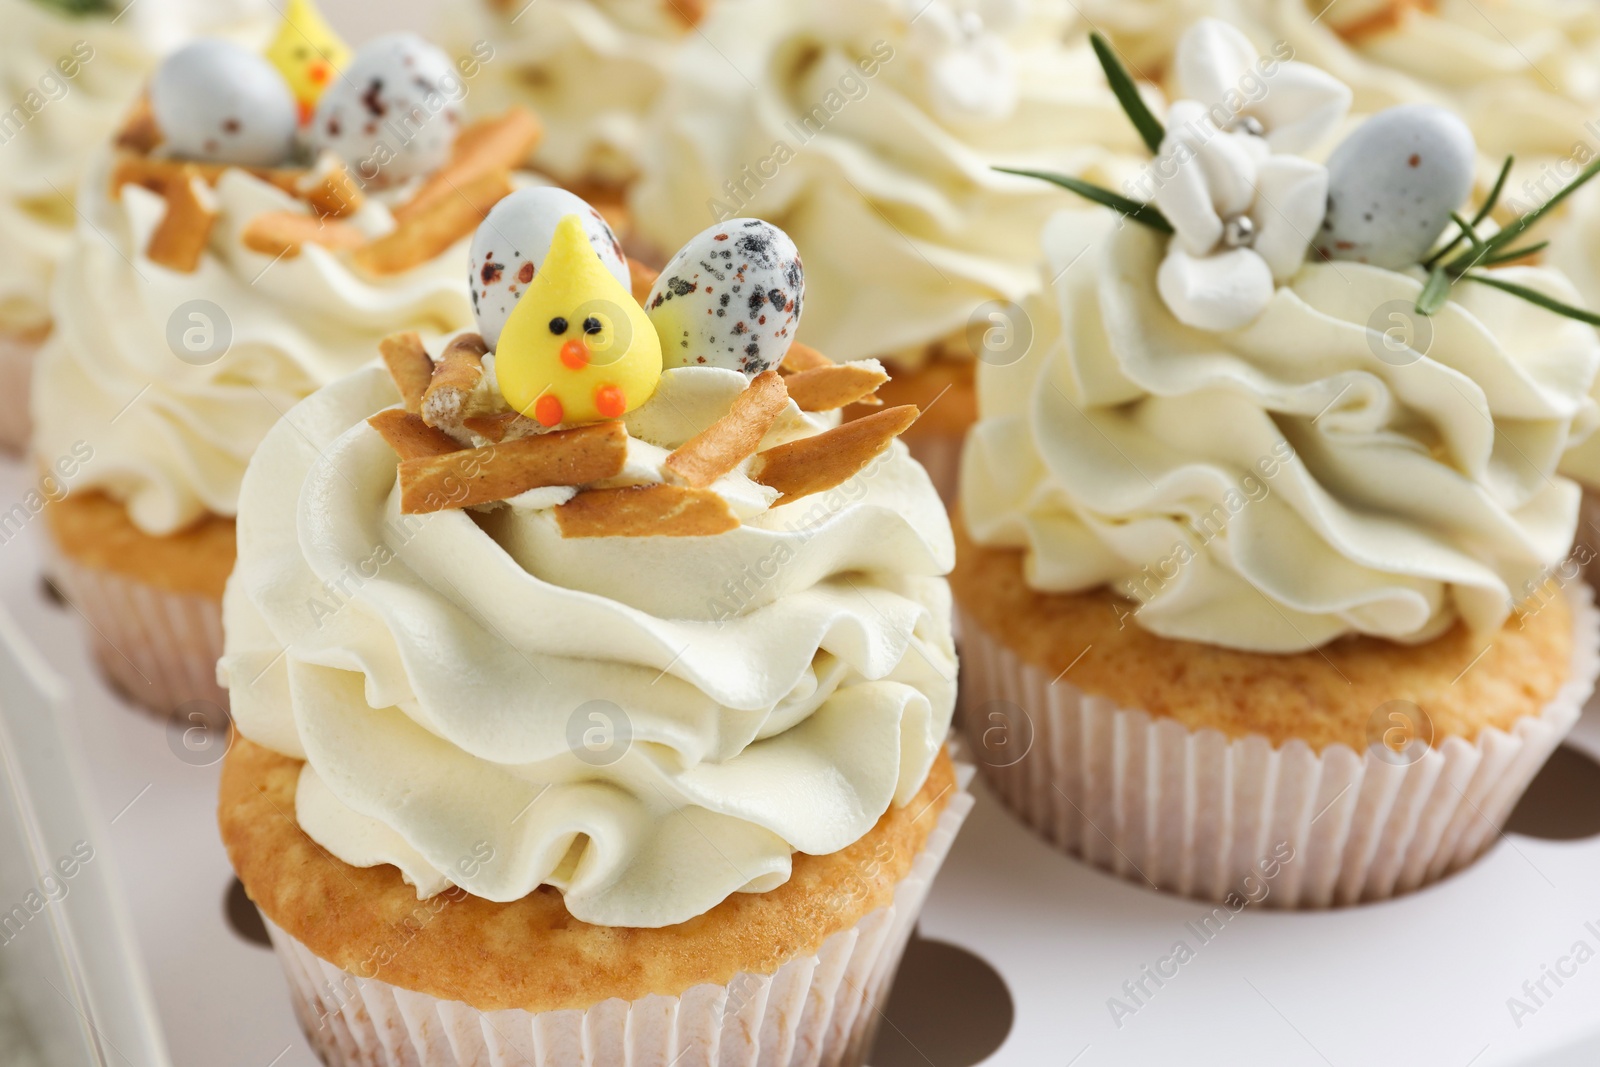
[1147,21,1347,331]
[908,0,1024,121]
[1172,19,1351,154]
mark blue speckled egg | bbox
[469,187,630,349]
[308,33,461,186]
[150,40,298,167]
[646,218,804,376]
[1314,104,1476,270]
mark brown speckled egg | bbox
[309,33,461,186]
[646,218,804,376]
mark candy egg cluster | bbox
[308,33,463,186]
[150,40,299,167]
[1315,105,1477,270]
[469,188,630,349]
[645,219,805,376]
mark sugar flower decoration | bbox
[907,0,1026,121]
[1150,20,1350,331]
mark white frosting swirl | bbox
[31,148,474,534]
[0,0,270,331]
[443,0,701,186]
[629,0,1149,365]
[963,209,1600,651]
[219,361,956,927]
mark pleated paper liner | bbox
[1581,489,1600,588]
[0,325,46,455]
[261,762,974,1067]
[903,433,961,509]
[45,546,226,721]
[958,584,1599,908]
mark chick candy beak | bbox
[559,338,589,370]
[309,61,330,85]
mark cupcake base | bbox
[224,739,972,1067]
[0,323,48,455]
[43,491,234,720]
[953,533,1599,907]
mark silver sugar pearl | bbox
[1233,115,1265,138]
[1222,215,1257,248]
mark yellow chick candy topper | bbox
[496,214,662,427]
[265,0,351,123]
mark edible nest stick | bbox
[399,422,628,514]
[750,405,919,504]
[379,332,433,413]
[662,370,789,488]
[555,485,739,537]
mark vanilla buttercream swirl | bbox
[219,361,956,927]
[963,210,1600,651]
[31,148,474,534]
[443,0,699,186]
[629,0,1149,365]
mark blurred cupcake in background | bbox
[443,0,716,234]
[630,0,1151,503]
[33,13,551,719]
[0,0,273,455]
[957,20,1600,907]
[1091,0,1600,198]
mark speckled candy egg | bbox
[646,218,804,376]
[150,40,298,167]
[1314,104,1476,270]
[469,188,630,349]
[308,33,461,186]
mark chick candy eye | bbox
[549,317,568,335]
[583,317,603,335]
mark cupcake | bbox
[0,0,273,454]
[629,0,1150,502]
[956,20,1600,906]
[444,0,715,225]
[33,23,550,719]
[217,200,967,1064]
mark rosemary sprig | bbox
[27,0,117,14]
[1423,162,1507,270]
[994,167,1173,233]
[1475,241,1548,267]
[1446,155,1600,275]
[1090,32,1164,155]
[1415,153,1600,325]
[1416,267,1452,316]
[1467,275,1600,327]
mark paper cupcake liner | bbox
[1580,489,1600,588]
[0,327,43,455]
[46,548,227,721]
[261,760,974,1067]
[956,585,1599,908]
[904,433,961,508]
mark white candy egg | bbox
[150,40,298,167]
[308,33,461,186]
[1314,104,1476,270]
[646,218,804,376]
[468,187,630,349]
